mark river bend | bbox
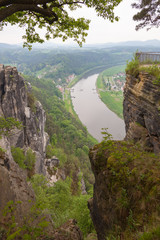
[71,74,126,142]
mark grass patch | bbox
[96,65,125,119]
[64,88,74,115]
[101,65,126,77]
[99,91,123,119]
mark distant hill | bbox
[1,39,160,85]
[1,39,160,50]
[83,39,160,49]
[0,43,20,49]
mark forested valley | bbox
[1,43,160,238]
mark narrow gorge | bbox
[0,65,84,240]
[0,60,160,240]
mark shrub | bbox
[126,53,160,85]
[2,200,50,240]
[11,147,36,176]
[25,148,36,170]
[125,54,139,77]
[27,91,36,113]
[31,174,95,237]
[11,147,26,169]
[0,117,22,137]
[138,226,160,240]
[140,64,160,85]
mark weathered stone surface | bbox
[123,72,160,153]
[0,136,35,225]
[46,156,60,168]
[0,65,83,239]
[0,65,49,174]
[88,145,110,240]
[53,219,83,240]
[0,65,48,224]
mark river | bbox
[71,74,126,142]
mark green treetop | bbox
[0,0,122,48]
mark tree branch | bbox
[0,4,58,22]
[0,0,52,7]
[59,1,84,6]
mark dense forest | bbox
[21,74,98,237]
[2,44,160,85]
[25,74,97,188]
[0,44,142,84]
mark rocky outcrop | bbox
[0,64,49,226]
[0,136,35,226]
[0,64,48,174]
[0,65,83,239]
[45,156,66,185]
[123,72,160,153]
[88,141,160,240]
[53,219,83,240]
[89,70,160,239]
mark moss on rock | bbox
[89,140,160,240]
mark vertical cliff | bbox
[0,136,35,226]
[0,65,83,239]
[0,64,49,226]
[0,64,48,174]
[123,71,160,153]
[89,69,160,239]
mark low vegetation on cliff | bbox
[126,53,160,85]
[88,57,160,239]
[89,138,160,240]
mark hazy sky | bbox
[0,0,160,45]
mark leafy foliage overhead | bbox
[0,0,122,48]
[132,0,160,30]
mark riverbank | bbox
[70,74,125,141]
[64,84,98,144]
[96,65,126,119]
[64,64,111,115]
[67,63,126,88]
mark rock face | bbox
[44,156,66,185]
[0,64,48,224]
[0,136,35,226]
[123,72,160,153]
[0,65,83,239]
[0,64,48,174]
[89,70,160,239]
[53,219,83,240]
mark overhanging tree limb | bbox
[132,0,160,30]
[0,0,52,7]
[0,4,59,22]
[0,0,123,48]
